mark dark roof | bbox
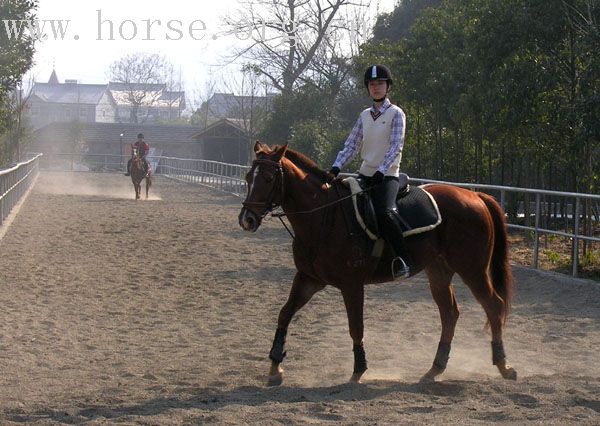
[108,82,166,91]
[191,118,247,138]
[205,92,276,118]
[160,91,184,101]
[33,122,203,152]
[48,70,59,84]
[32,82,108,105]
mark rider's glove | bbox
[327,167,340,183]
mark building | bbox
[197,92,276,127]
[31,122,203,160]
[191,118,252,165]
[108,82,185,124]
[28,71,186,130]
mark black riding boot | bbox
[125,159,131,176]
[382,207,412,279]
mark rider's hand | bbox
[327,167,340,183]
[371,171,385,186]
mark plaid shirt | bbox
[333,98,405,174]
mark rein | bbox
[242,157,374,240]
[271,184,372,217]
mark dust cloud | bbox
[36,171,162,201]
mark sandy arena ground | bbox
[0,171,598,425]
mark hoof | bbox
[420,365,445,383]
[350,371,365,383]
[497,360,517,380]
[267,373,283,387]
[267,363,283,386]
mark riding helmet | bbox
[363,64,393,88]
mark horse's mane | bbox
[275,145,330,183]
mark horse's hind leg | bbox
[421,261,459,382]
[460,269,517,380]
[341,284,367,383]
[268,272,325,386]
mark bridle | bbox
[241,158,285,217]
[241,157,376,239]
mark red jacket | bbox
[132,140,149,156]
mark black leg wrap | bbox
[269,328,287,363]
[353,343,368,374]
[491,341,506,365]
[433,342,451,370]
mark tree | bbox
[67,119,85,170]
[372,0,442,42]
[357,0,599,196]
[3,77,34,163]
[108,53,174,124]
[190,67,272,136]
[224,0,369,96]
[0,0,37,165]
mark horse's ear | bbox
[273,143,288,161]
[254,140,264,153]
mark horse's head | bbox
[239,141,287,232]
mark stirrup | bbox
[392,257,410,280]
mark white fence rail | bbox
[410,178,600,277]
[0,154,42,226]
[34,152,599,277]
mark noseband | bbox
[242,159,284,215]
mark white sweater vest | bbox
[358,104,403,177]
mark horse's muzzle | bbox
[239,208,261,232]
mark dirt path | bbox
[0,171,598,425]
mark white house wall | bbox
[96,91,116,123]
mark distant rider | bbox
[125,133,150,176]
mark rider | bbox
[125,133,150,176]
[329,64,411,279]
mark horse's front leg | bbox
[341,284,366,383]
[268,272,325,386]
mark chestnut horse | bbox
[239,142,516,386]
[131,150,151,200]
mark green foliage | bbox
[259,0,599,190]
[68,119,86,153]
[544,249,561,265]
[373,0,443,42]
[288,120,330,166]
[581,250,598,267]
[358,0,600,191]
[0,0,38,165]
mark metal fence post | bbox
[573,197,580,277]
[533,193,540,268]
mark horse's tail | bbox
[478,192,513,324]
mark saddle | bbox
[343,174,442,241]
